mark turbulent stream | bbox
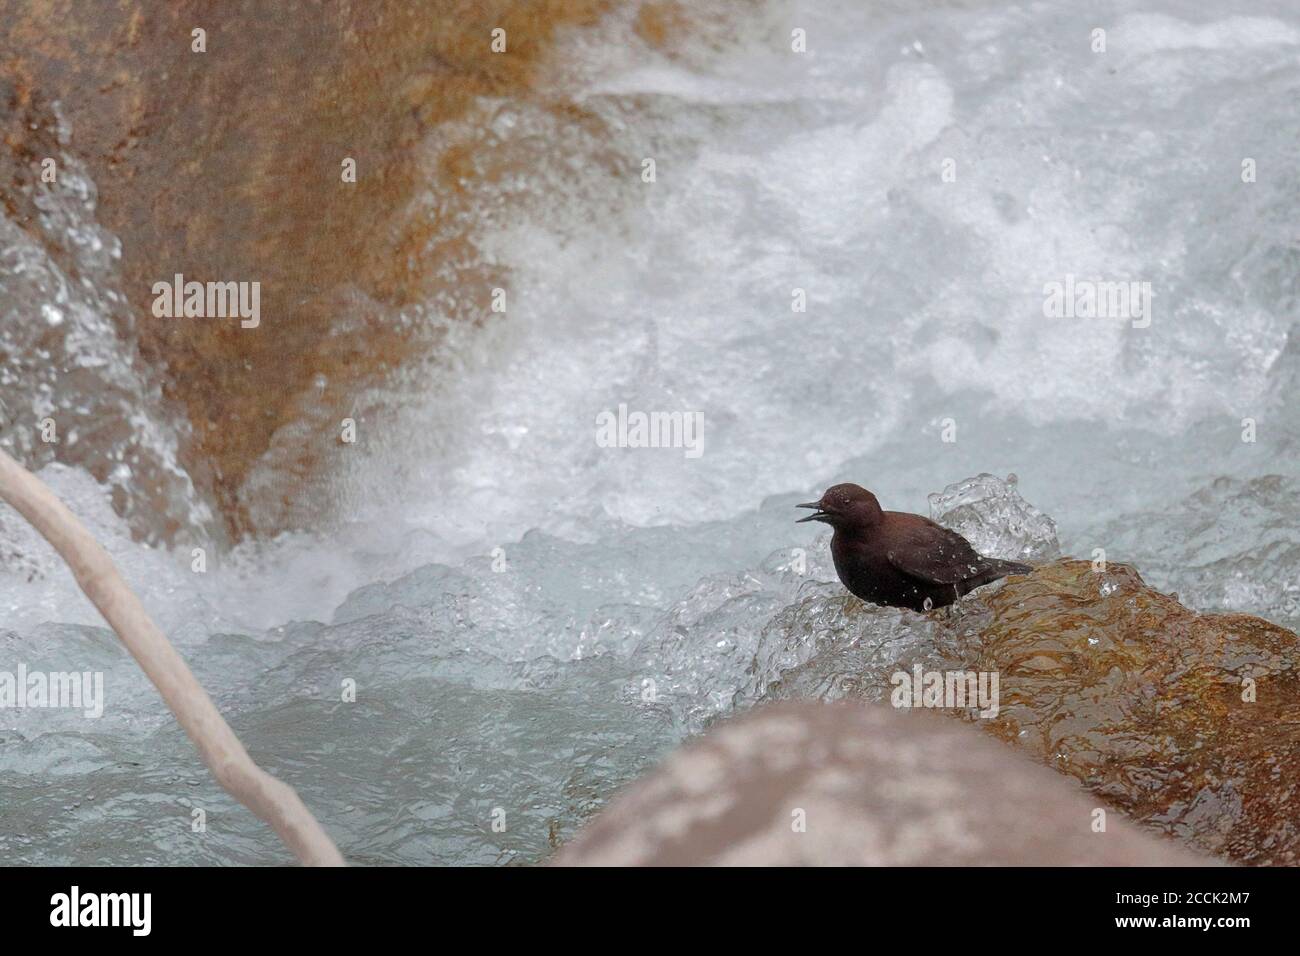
[2,0,1299,863]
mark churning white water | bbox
[2,0,1298,863]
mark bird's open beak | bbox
[796,502,829,523]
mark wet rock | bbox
[555,700,1210,866]
[0,0,610,535]
[760,559,1300,864]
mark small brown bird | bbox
[797,483,1032,612]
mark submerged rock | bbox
[759,559,1300,865]
[556,701,1210,866]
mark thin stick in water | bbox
[0,449,344,866]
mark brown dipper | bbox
[797,483,1032,612]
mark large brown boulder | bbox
[759,559,1300,864]
[0,0,609,535]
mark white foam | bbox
[1117,14,1300,53]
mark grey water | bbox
[2,0,1298,863]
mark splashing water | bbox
[0,108,213,553]
[2,0,1299,863]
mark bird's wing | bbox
[884,517,988,586]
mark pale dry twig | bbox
[0,448,344,866]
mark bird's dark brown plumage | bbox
[797,482,1032,612]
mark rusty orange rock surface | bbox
[763,559,1300,864]
[1,0,610,535]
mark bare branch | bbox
[0,449,344,866]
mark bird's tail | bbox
[983,558,1033,579]
[958,558,1034,599]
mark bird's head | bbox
[796,483,884,529]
